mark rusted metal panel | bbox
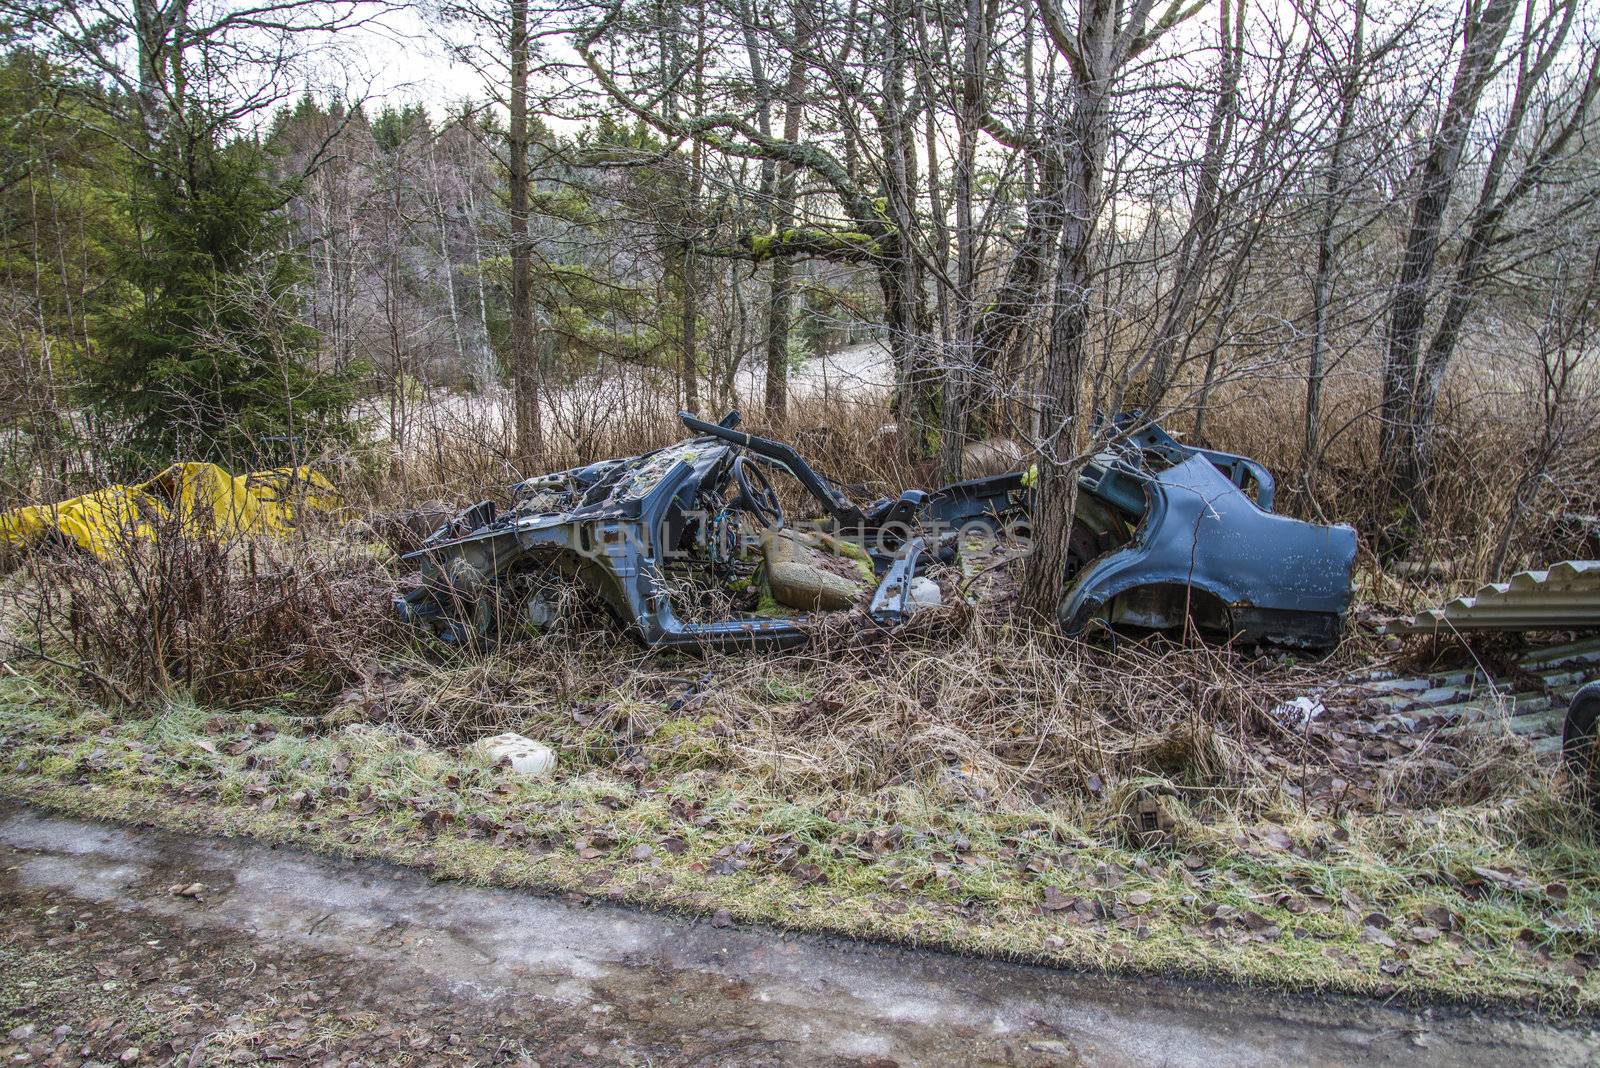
[1383,561,1600,634]
[1335,635,1600,754]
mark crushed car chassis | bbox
[396,410,1357,652]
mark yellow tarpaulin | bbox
[0,464,337,558]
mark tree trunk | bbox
[881,0,935,456]
[508,0,542,459]
[1020,234,1091,623]
[1019,2,1113,621]
[937,0,989,484]
[132,0,186,165]
[1408,2,1593,503]
[1137,0,1241,410]
[1302,0,1365,482]
[763,1,812,421]
[681,234,701,414]
[1378,0,1517,523]
[969,145,1066,411]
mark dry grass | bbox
[0,367,1596,1007]
[2,683,1595,1012]
[0,518,390,710]
[0,370,1590,815]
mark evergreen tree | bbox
[82,136,360,470]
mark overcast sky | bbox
[319,8,489,113]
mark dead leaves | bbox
[706,840,752,876]
[1360,925,1396,949]
[416,809,451,834]
[1196,902,1282,942]
[574,834,611,861]
[1469,865,1541,895]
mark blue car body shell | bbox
[396,411,1358,652]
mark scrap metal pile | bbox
[396,410,1359,651]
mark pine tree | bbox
[83,135,359,470]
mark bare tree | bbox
[1018,0,1205,621]
[1376,0,1519,541]
[1300,0,1366,481]
[1491,241,1600,576]
[1406,2,1600,511]
[1134,0,1244,410]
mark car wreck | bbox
[395,410,1358,651]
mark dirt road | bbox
[1,805,1594,1066]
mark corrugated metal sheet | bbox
[1345,635,1600,755]
[1382,560,1600,634]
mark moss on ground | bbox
[0,678,1596,1016]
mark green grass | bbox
[1,675,1596,1016]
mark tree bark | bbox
[680,1,708,415]
[132,0,185,166]
[508,0,542,459]
[763,0,812,421]
[1303,0,1366,481]
[879,0,935,456]
[936,0,991,483]
[1377,0,1517,521]
[1019,0,1115,621]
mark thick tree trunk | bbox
[132,0,186,166]
[873,0,936,455]
[1019,52,1109,621]
[1017,0,1186,620]
[1020,239,1091,623]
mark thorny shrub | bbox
[1,514,391,710]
